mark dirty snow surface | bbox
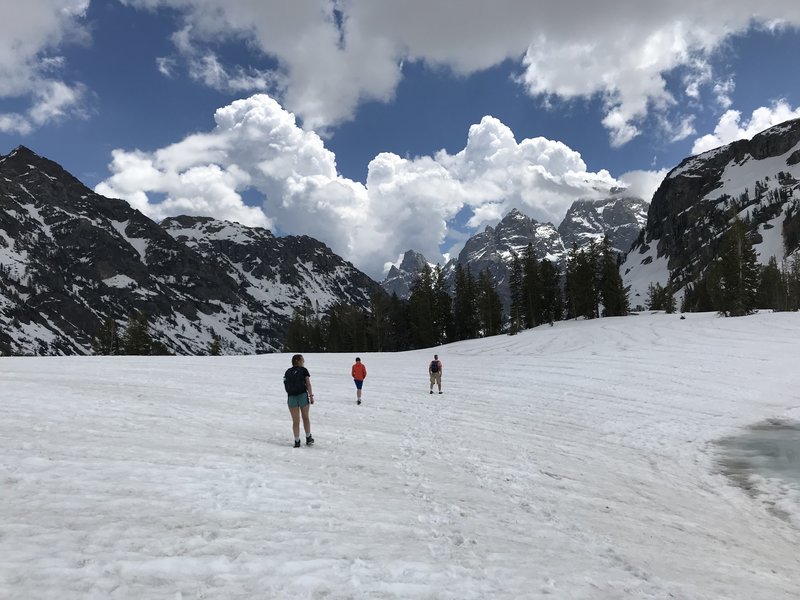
[2,312,800,599]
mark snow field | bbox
[1,312,800,599]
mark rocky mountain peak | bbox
[381,250,430,299]
[558,196,648,255]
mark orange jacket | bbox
[352,362,367,381]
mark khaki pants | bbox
[429,372,442,389]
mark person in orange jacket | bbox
[351,357,367,405]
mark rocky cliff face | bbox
[558,196,648,255]
[0,146,380,355]
[381,250,429,299]
[621,119,800,307]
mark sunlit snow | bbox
[1,312,799,598]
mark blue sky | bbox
[2,1,800,278]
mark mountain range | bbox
[383,197,649,304]
[4,117,800,355]
[0,146,379,355]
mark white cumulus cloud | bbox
[97,94,623,278]
[691,100,800,154]
[119,0,800,144]
[618,169,669,204]
[0,0,89,133]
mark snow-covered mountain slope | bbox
[0,147,380,355]
[2,312,799,598]
[162,216,381,323]
[558,195,648,255]
[622,119,800,303]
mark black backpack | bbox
[430,360,439,373]
[284,367,306,395]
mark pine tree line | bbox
[91,311,171,355]
[563,237,629,320]
[677,219,800,316]
[284,239,630,352]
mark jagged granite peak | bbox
[445,208,567,312]
[381,249,429,299]
[0,148,382,356]
[621,118,800,306]
[558,196,648,255]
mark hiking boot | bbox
[306,435,315,446]
[357,399,361,405]
[430,390,434,394]
[293,440,301,448]
[438,391,443,394]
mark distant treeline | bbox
[284,237,629,353]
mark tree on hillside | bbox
[508,252,524,334]
[408,264,437,348]
[453,264,479,341]
[566,242,598,319]
[92,317,120,355]
[209,334,222,356]
[598,236,628,317]
[757,256,785,311]
[432,265,454,344]
[716,219,760,316]
[122,311,153,355]
[522,243,540,329]
[476,268,502,336]
[537,258,562,324]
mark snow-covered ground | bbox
[2,312,800,599]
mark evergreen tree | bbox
[566,244,597,319]
[453,264,479,341]
[432,265,454,344]
[786,255,800,311]
[716,219,760,316]
[538,259,562,324]
[522,243,540,328]
[385,292,411,351]
[326,304,368,352]
[508,253,524,333]
[565,243,580,319]
[92,317,120,355]
[663,286,676,314]
[598,236,628,317]
[209,334,222,356]
[476,269,502,336]
[284,310,310,352]
[408,264,437,348]
[646,282,665,310]
[366,291,391,352]
[757,256,785,311]
[122,311,152,355]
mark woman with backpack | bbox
[284,354,314,447]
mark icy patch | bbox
[717,420,800,528]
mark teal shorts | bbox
[287,392,310,408]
